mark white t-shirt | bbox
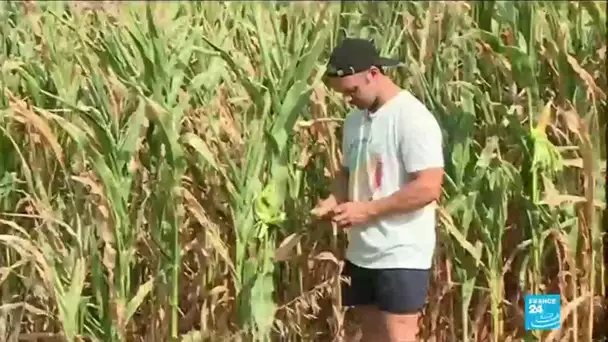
[341,90,444,270]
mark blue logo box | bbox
[524,294,561,330]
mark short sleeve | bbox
[340,110,358,168]
[341,131,349,168]
[399,111,444,173]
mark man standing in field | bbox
[312,38,445,341]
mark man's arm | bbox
[330,167,349,204]
[332,117,351,204]
[368,168,443,219]
[311,133,350,219]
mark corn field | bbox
[0,1,606,342]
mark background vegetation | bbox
[0,1,606,341]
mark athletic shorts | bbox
[341,259,430,314]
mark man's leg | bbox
[381,311,422,341]
[340,260,384,341]
[375,268,430,341]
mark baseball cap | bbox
[325,38,401,77]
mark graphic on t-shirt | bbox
[347,138,383,201]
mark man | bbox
[312,38,445,341]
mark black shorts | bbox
[341,259,430,314]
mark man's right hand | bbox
[310,195,339,219]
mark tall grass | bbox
[0,1,605,341]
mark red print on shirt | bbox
[375,159,383,188]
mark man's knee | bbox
[344,305,383,341]
[344,307,421,342]
[381,311,421,342]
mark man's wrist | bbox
[366,199,386,220]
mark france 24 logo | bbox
[524,294,561,330]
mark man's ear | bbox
[368,66,381,79]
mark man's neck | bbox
[368,82,403,114]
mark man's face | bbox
[326,68,379,110]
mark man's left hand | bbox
[331,201,374,228]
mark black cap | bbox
[325,38,401,77]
